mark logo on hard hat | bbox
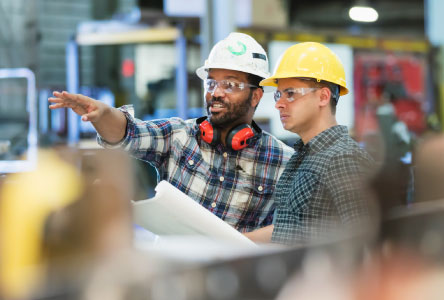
[228,41,247,56]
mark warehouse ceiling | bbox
[138,0,425,38]
[288,0,425,37]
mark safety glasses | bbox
[274,87,318,103]
[205,79,257,94]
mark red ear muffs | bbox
[199,119,221,146]
[226,124,254,151]
[198,117,256,150]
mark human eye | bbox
[206,79,217,90]
[285,89,295,101]
[274,90,281,102]
[221,80,241,92]
[228,81,241,89]
[217,80,229,89]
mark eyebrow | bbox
[224,75,241,80]
[207,75,242,81]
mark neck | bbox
[220,127,230,146]
[299,115,337,144]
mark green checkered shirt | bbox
[272,125,375,245]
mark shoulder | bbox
[326,135,374,174]
[334,135,373,161]
[149,116,193,127]
[307,131,374,173]
[144,117,197,132]
[260,130,295,158]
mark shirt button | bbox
[188,160,194,166]
[258,186,263,192]
[223,152,228,158]
[211,202,216,208]
[219,176,224,182]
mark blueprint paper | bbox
[132,180,256,246]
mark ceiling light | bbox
[349,6,379,22]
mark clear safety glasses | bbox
[205,79,257,94]
[274,87,318,103]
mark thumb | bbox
[81,110,99,122]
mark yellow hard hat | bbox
[260,42,349,96]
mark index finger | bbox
[52,90,67,97]
[53,91,92,105]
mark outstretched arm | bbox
[49,91,127,143]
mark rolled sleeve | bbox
[97,105,193,168]
[97,105,135,149]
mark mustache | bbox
[207,97,226,107]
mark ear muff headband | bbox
[226,124,254,151]
[198,117,257,150]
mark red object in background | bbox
[398,59,424,95]
[122,59,135,77]
[393,99,426,134]
[353,52,427,140]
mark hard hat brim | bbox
[260,75,349,96]
[196,64,270,80]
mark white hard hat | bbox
[196,32,270,80]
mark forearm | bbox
[244,225,274,244]
[92,106,127,144]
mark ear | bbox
[251,88,263,108]
[318,87,331,108]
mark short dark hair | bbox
[246,74,264,111]
[247,74,264,91]
[302,78,340,114]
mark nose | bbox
[274,97,286,110]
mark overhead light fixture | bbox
[349,5,379,22]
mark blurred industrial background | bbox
[0,0,438,145]
[2,0,444,299]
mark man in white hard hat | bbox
[49,32,293,233]
[245,42,377,245]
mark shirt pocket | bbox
[177,150,211,187]
[288,170,320,214]
[234,170,274,210]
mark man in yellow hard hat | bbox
[245,42,377,245]
[49,32,293,233]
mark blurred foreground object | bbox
[0,150,83,299]
[414,134,444,202]
[0,148,135,299]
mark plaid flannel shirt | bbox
[98,105,294,232]
[272,125,375,245]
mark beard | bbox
[206,90,253,128]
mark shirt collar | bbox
[293,125,348,154]
[293,139,305,152]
